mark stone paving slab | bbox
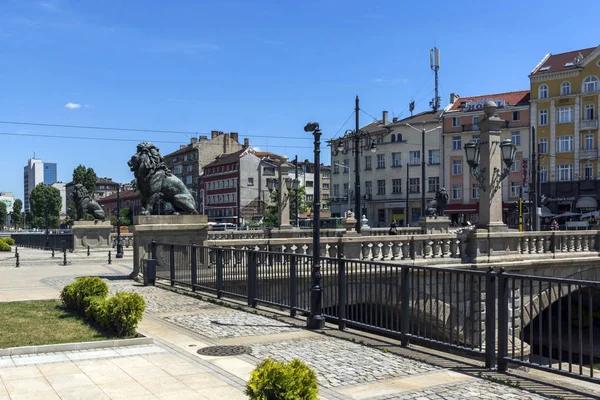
[163,310,301,339]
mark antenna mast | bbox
[429,47,440,111]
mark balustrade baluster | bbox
[371,242,382,260]
[537,237,544,253]
[361,243,371,260]
[529,238,536,254]
[576,235,583,252]
[442,239,451,257]
[522,237,529,254]
[381,242,391,260]
[568,235,575,252]
[392,241,401,260]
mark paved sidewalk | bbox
[0,250,598,399]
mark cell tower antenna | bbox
[429,47,441,112]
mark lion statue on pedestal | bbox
[72,184,106,220]
[128,142,198,215]
[425,187,449,218]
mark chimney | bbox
[382,111,388,125]
[223,134,230,153]
[199,135,208,142]
[243,138,249,148]
[459,100,467,109]
[211,130,219,139]
[180,145,186,149]
[190,137,197,144]
[392,117,398,123]
[450,93,460,104]
[230,132,239,142]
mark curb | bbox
[0,337,153,357]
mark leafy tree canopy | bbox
[110,208,131,227]
[29,184,62,229]
[72,165,98,195]
[0,202,7,228]
[262,185,309,227]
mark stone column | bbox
[278,163,292,230]
[477,102,509,232]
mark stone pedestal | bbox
[420,216,451,234]
[72,220,112,249]
[343,218,357,232]
[131,215,209,279]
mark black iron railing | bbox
[148,241,599,383]
[11,233,74,251]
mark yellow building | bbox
[529,45,600,216]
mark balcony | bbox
[580,149,599,160]
[461,124,480,132]
[580,119,599,130]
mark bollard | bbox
[15,252,19,268]
[108,251,112,265]
[87,246,90,256]
[51,247,55,258]
[63,249,67,266]
[15,246,18,257]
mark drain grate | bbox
[196,345,251,357]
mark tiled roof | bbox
[164,145,197,158]
[531,46,597,76]
[203,148,250,169]
[392,110,443,125]
[446,90,530,112]
[97,190,140,204]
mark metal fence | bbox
[11,233,74,250]
[149,241,599,383]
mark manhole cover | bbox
[196,345,251,357]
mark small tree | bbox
[110,207,131,227]
[0,202,7,228]
[29,184,61,229]
[72,165,98,196]
[11,199,22,228]
[263,185,309,227]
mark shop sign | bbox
[542,195,575,202]
[465,98,505,112]
[522,159,528,187]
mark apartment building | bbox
[529,45,600,215]
[23,158,58,212]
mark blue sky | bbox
[1,0,598,202]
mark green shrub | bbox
[60,277,109,311]
[245,358,318,400]
[86,296,109,328]
[0,237,15,246]
[105,292,145,337]
[0,241,10,252]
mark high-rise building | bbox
[23,158,58,212]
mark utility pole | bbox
[530,126,538,231]
[421,123,426,216]
[295,155,299,227]
[354,95,361,233]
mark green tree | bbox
[263,185,309,227]
[0,202,7,228]
[11,199,22,228]
[29,184,62,229]
[110,208,131,227]
[72,165,98,195]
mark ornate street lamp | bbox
[500,138,517,169]
[304,121,325,330]
[116,184,123,259]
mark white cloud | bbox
[64,102,81,109]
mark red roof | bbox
[447,90,530,112]
[531,46,597,76]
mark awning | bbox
[443,204,477,213]
[576,196,597,209]
[540,206,556,217]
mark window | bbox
[584,163,594,180]
[428,149,440,165]
[409,151,421,165]
[306,181,314,187]
[452,184,462,200]
[510,182,521,198]
[391,152,402,167]
[585,104,595,120]
[538,138,548,154]
[583,76,599,93]
[333,163,339,174]
[264,167,275,175]
[452,136,462,150]
[472,115,480,130]
[539,109,548,126]
[558,164,573,181]
[306,194,314,201]
[376,154,385,169]
[452,117,460,127]
[512,111,520,121]
[510,155,521,173]
[511,131,521,145]
[364,155,372,170]
[343,159,349,173]
[392,178,402,194]
[584,134,594,150]
[539,165,548,182]
[452,159,462,175]
[333,184,339,197]
[390,134,396,142]
[247,177,254,186]
[322,172,329,178]
[558,136,573,152]
[558,107,573,123]
[428,177,439,193]
[409,178,420,193]
[322,183,329,189]
[173,165,183,174]
[539,84,548,99]
[472,184,480,199]
[540,165,548,182]
[365,181,372,195]
[377,179,386,195]
[561,82,571,96]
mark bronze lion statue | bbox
[72,184,106,220]
[128,142,198,215]
[425,187,449,218]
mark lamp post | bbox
[464,101,517,231]
[45,206,49,249]
[336,131,377,233]
[116,184,123,258]
[295,155,299,227]
[304,122,325,330]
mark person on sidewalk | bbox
[388,219,397,235]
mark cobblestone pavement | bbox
[163,310,301,338]
[250,337,439,388]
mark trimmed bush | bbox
[0,241,10,252]
[104,292,145,337]
[86,295,109,328]
[245,358,318,400]
[60,277,109,312]
[1,237,15,246]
